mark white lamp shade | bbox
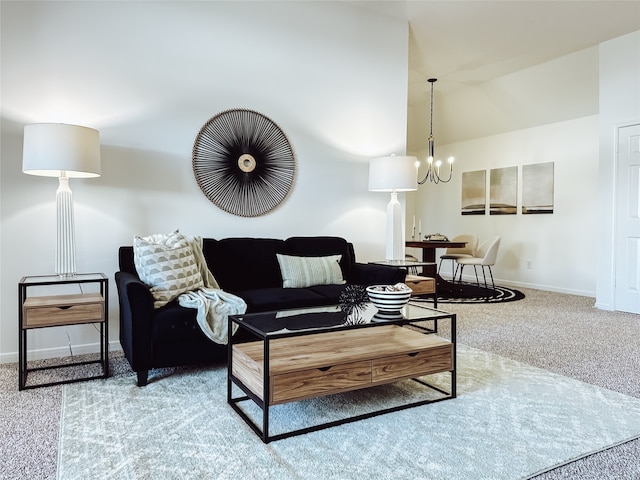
[23,123,101,178]
[368,155,417,192]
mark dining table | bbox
[405,240,468,293]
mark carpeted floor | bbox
[1,287,639,479]
[56,345,640,480]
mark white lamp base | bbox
[385,191,405,261]
[56,176,77,277]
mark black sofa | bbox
[115,236,405,386]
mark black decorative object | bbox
[192,109,296,217]
[339,285,369,325]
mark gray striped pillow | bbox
[277,254,345,288]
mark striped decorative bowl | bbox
[366,284,412,313]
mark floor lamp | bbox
[369,155,418,261]
[22,123,101,278]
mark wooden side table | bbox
[405,275,436,295]
[18,273,109,390]
[369,260,439,306]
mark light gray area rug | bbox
[58,345,640,480]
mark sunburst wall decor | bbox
[192,109,296,217]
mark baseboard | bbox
[449,274,596,299]
[499,279,596,299]
[0,340,122,365]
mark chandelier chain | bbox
[418,77,453,185]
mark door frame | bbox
[613,120,640,313]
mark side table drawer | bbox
[23,293,104,328]
[405,275,436,295]
[272,360,371,405]
[372,344,452,383]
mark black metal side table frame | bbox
[18,273,109,390]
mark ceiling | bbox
[353,1,640,151]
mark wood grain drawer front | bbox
[23,294,104,328]
[271,360,371,405]
[372,344,453,383]
[232,346,265,401]
[405,276,436,295]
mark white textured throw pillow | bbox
[133,230,204,309]
[277,254,346,288]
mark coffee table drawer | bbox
[372,344,452,383]
[272,360,371,404]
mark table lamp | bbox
[369,155,417,261]
[22,123,101,277]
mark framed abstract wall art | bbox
[461,170,486,215]
[522,162,554,214]
[489,166,517,215]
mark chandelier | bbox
[418,78,454,184]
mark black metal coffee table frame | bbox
[227,303,456,443]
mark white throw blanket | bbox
[178,237,247,344]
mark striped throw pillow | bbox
[277,254,345,288]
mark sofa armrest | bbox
[350,263,406,286]
[115,271,155,376]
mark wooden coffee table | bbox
[228,303,456,442]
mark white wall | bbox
[408,32,640,300]
[408,115,599,296]
[0,1,410,362]
[596,31,640,310]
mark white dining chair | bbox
[437,234,478,280]
[455,236,501,291]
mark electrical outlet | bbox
[526,259,533,269]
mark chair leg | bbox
[453,263,460,281]
[473,265,480,287]
[488,266,496,291]
[457,264,465,284]
[481,266,497,300]
[438,258,456,280]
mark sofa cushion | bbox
[276,254,346,288]
[133,230,204,309]
[308,284,350,301]
[235,287,334,313]
[284,236,354,280]
[205,238,286,291]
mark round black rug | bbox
[420,282,525,304]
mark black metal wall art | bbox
[192,109,296,217]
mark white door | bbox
[615,123,640,314]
